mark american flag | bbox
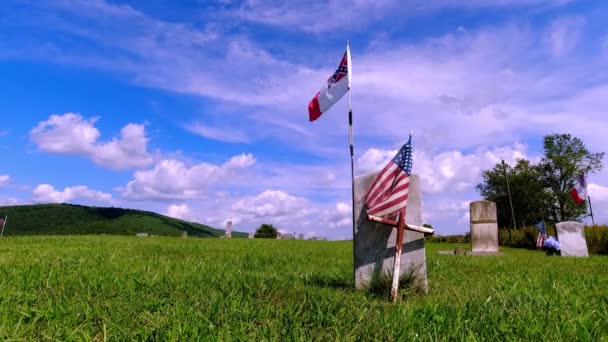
[365,135,413,219]
[535,220,546,248]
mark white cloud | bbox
[30,113,154,170]
[0,175,9,187]
[165,204,192,221]
[236,0,572,33]
[186,123,250,143]
[230,190,351,233]
[32,184,113,204]
[232,190,308,218]
[121,153,256,200]
[588,183,608,225]
[589,183,608,202]
[358,143,529,194]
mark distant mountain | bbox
[0,203,247,238]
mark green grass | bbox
[1,237,607,340]
[0,204,247,238]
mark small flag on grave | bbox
[364,135,413,220]
[364,134,414,302]
[535,220,546,248]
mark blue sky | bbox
[1,0,608,239]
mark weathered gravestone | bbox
[470,200,499,255]
[181,231,188,238]
[354,172,427,292]
[556,221,589,257]
[248,233,254,239]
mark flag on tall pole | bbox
[308,45,351,122]
[308,42,356,285]
[570,173,587,205]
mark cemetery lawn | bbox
[1,236,607,340]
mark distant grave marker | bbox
[556,222,589,257]
[248,233,254,239]
[353,173,428,293]
[469,201,499,255]
[224,220,232,238]
[136,232,148,237]
[181,231,188,238]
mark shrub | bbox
[254,224,278,238]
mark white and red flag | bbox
[364,135,413,219]
[571,173,587,205]
[308,46,352,121]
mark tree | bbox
[477,159,548,229]
[537,134,604,222]
[477,134,604,226]
[254,224,278,238]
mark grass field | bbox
[1,236,607,340]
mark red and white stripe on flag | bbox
[364,138,413,219]
[365,163,410,218]
[536,232,545,248]
[308,46,352,121]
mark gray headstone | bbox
[354,172,428,292]
[556,221,589,257]
[298,234,304,240]
[469,201,499,254]
[181,231,188,238]
[248,233,254,239]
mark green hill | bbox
[0,203,247,238]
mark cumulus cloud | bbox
[32,184,113,204]
[358,143,529,194]
[230,190,351,233]
[165,204,192,221]
[232,190,308,218]
[121,153,256,200]
[30,113,154,170]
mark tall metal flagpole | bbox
[588,196,595,227]
[346,40,356,285]
[502,160,516,242]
